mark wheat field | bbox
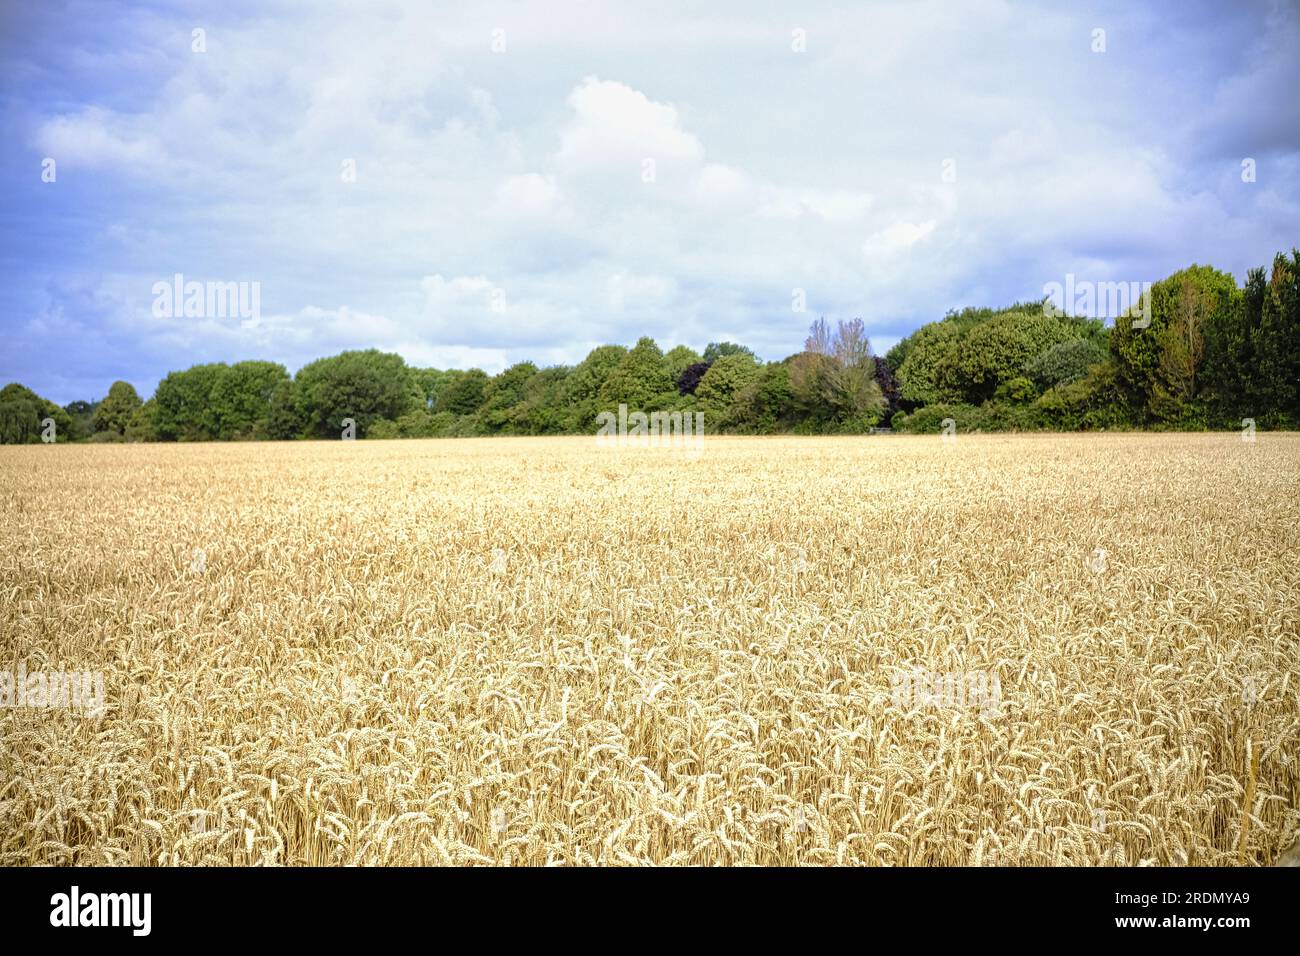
[1,433,1297,866]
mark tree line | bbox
[3,248,1296,444]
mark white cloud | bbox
[35,107,164,171]
[556,77,705,175]
[864,221,936,256]
[8,0,1298,403]
[490,173,560,219]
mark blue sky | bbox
[2,0,1298,404]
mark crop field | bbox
[1,433,1298,866]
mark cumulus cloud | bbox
[558,77,705,173]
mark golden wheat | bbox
[1,433,1297,866]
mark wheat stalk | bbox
[1,433,1297,865]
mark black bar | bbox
[0,866,1284,943]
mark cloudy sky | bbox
[2,0,1297,404]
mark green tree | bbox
[513,366,572,434]
[480,361,539,431]
[695,351,763,424]
[125,399,160,442]
[1110,265,1238,425]
[1025,338,1108,392]
[154,364,229,440]
[893,305,1050,406]
[1153,279,1215,417]
[295,350,422,438]
[951,311,1076,404]
[63,400,98,441]
[209,361,291,439]
[92,381,143,436]
[0,387,41,443]
[265,379,304,439]
[0,383,71,443]
[598,337,674,411]
[413,368,453,410]
[558,345,627,430]
[1202,268,1262,427]
[436,368,491,416]
[884,337,913,373]
[789,318,886,428]
[702,341,757,364]
[894,319,968,405]
[1253,250,1300,426]
[732,359,796,432]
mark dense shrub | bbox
[1026,339,1108,391]
[993,376,1037,404]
